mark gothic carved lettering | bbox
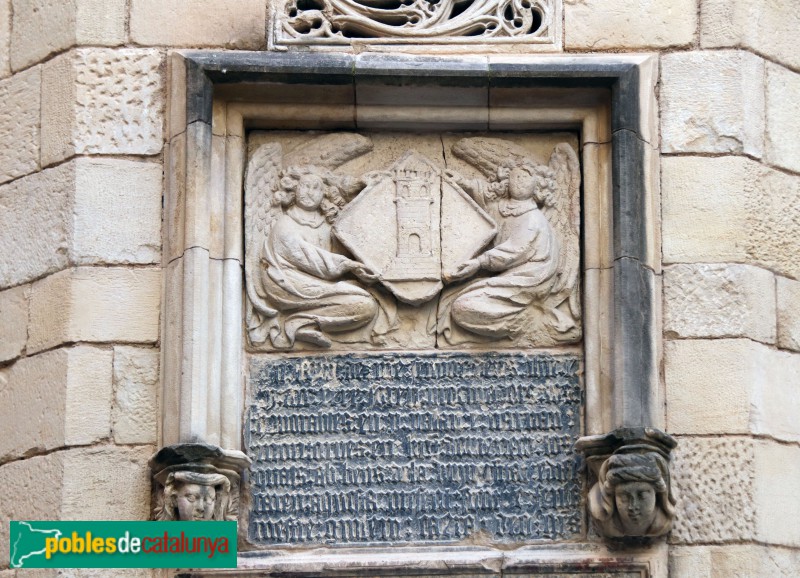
[247,353,583,545]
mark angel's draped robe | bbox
[439,196,560,339]
[261,206,379,347]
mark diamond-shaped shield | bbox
[333,150,496,306]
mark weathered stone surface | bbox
[666,339,800,441]
[662,156,800,279]
[0,0,9,78]
[777,276,800,352]
[0,452,64,568]
[670,436,755,544]
[248,353,582,545]
[666,340,753,435]
[130,0,267,48]
[746,164,800,280]
[0,347,111,462]
[670,545,800,578]
[40,51,75,168]
[63,347,114,447]
[0,284,28,362]
[661,51,764,155]
[28,267,161,354]
[0,67,40,183]
[664,263,775,344]
[112,346,159,444]
[61,445,154,520]
[42,49,164,165]
[565,0,696,49]
[0,164,73,289]
[753,440,800,547]
[0,446,153,567]
[662,156,753,264]
[75,0,126,46]
[72,159,162,265]
[10,0,74,71]
[701,0,800,70]
[765,63,800,174]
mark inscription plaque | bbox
[247,352,582,545]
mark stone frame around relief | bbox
[161,51,663,576]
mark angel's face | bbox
[296,174,325,210]
[508,167,535,201]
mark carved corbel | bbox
[149,443,251,522]
[576,428,677,540]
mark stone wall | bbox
[1,0,799,576]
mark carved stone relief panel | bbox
[244,131,582,352]
[272,0,560,46]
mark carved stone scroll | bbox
[150,443,252,522]
[274,0,559,45]
[576,428,677,540]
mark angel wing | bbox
[545,143,581,316]
[244,142,283,343]
[451,136,530,179]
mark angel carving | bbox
[437,137,582,346]
[245,134,395,349]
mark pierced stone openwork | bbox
[273,0,559,45]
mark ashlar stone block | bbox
[42,49,164,165]
[112,346,159,445]
[0,163,73,288]
[0,0,9,78]
[28,267,161,354]
[746,164,800,280]
[661,51,764,156]
[61,445,154,521]
[72,158,162,265]
[765,63,800,174]
[662,155,755,264]
[753,440,800,547]
[0,66,41,184]
[0,346,112,462]
[0,157,163,288]
[670,436,755,544]
[662,156,800,279]
[9,0,126,72]
[701,0,800,71]
[777,276,800,352]
[75,0,126,46]
[130,0,267,49]
[666,339,800,442]
[0,445,154,567]
[0,284,29,362]
[10,0,74,71]
[0,452,64,568]
[664,263,775,344]
[565,0,696,50]
[670,545,800,578]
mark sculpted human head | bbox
[589,451,675,537]
[508,166,536,200]
[159,471,231,521]
[295,173,325,210]
[279,166,345,222]
[498,161,557,205]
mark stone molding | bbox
[163,50,660,446]
[161,50,663,573]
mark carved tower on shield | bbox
[383,162,440,282]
